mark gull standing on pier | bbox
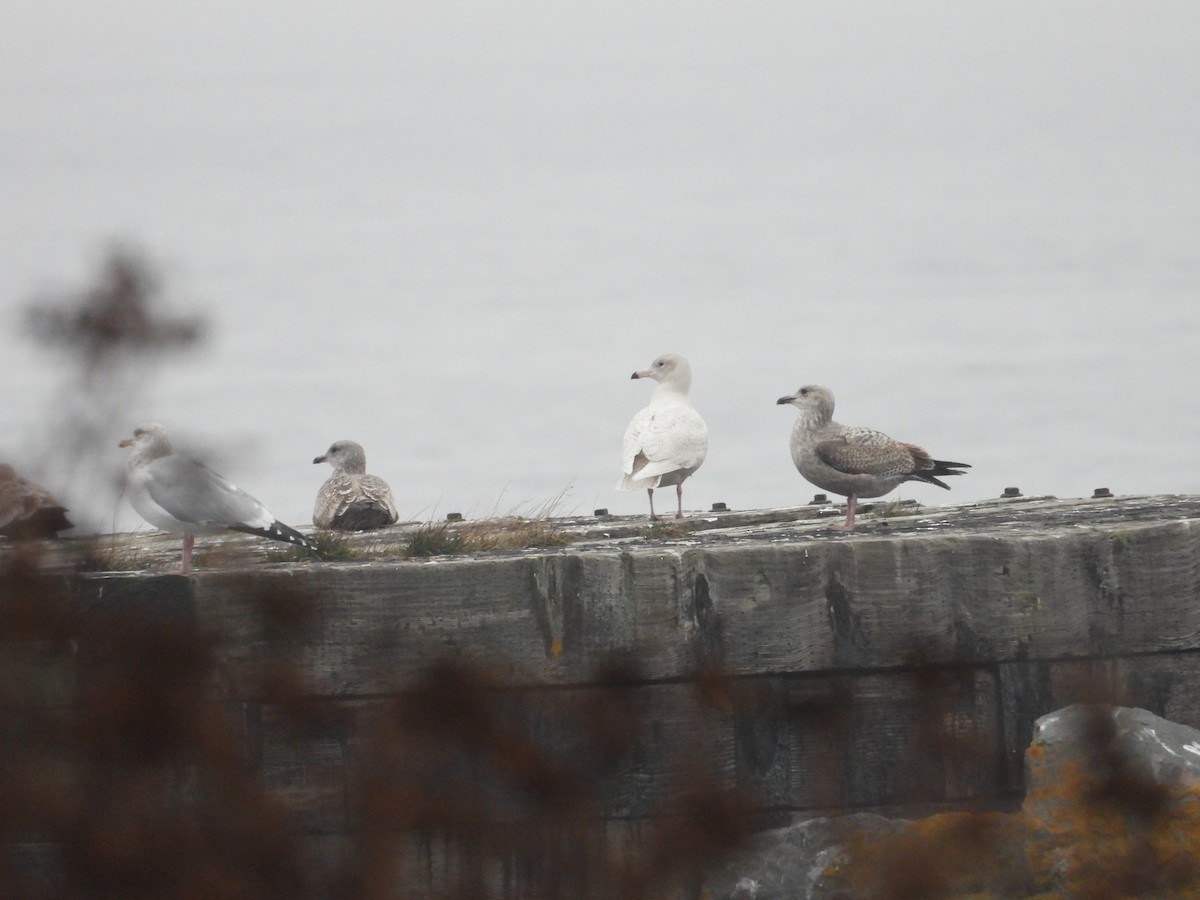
[312,440,398,531]
[776,384,969,531]
[617,353,708,519]
[120,423,315,573]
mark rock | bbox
[702,811,1029,899]
[702,813,908,900]
[705,704,1200,899]
[1023,703,1200,896]
[812,810,1027,899]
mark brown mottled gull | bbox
[0,463,73,538]
[617,352,708,519]
[776,384,969,531]
[312,440,398,531]
[119,423,315,573]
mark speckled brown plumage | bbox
[777,384,969,531]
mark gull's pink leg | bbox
[180,533,195,574]
[647,488,658,520]
[675,483,684,519]
[835,495,857,532]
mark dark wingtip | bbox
[933,459,971,470]
[230,520,317,551]
[927,459,971,482]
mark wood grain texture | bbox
[70,504,1200,829]
[731,667,1002,811]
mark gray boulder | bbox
[1023,703,1200,895]
[702,813,908,900]
[705,704,1200,899]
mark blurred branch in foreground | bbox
[0,559,758,899]
[7,540,1200,897]
[21,246,206,532]
[25,250,203,372]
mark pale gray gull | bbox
[617,352,708,519]
[312,440,399,531]
[0,463,73,539]
[119,423,315,572]
[776,384,969,531]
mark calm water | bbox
[3,1,1199,532]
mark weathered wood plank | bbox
[731,666,1002,811]
[17,497,1200,896]
[248,679,737,834]
[81,517,1200,698]
[696,520,1200,676]
[257,700,362,834]
[198,561,561,696]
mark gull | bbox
[0,463,73,539]
[312,440,398,531]
[777,384,969,531]
[617,353,708,519]
[119,423,315,573]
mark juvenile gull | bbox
[0,464,73,539]
[312,440,399,531]
[617,352,708,519]
[776,384,969,531]
[119,423,315,573]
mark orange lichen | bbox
[1023,753,1200,896]
[820,770,1200,900]
[830,811,1028,898]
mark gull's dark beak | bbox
[313,455,327,465]
[776,396,793,405]
[118,437,134,448]
[630,371,641,379]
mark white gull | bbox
[617,353,708,520]
[120,423,315,572]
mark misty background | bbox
[3,0,1198,533]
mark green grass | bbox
[876,500,911,519]
[404,518,572,558]
[72,537,153,573]
[645,520,690,540]
[403,488,576,558]
[404,522,467,557]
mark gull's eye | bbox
[799,388,809,396]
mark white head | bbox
[631,353,693,392]
[313,440,368,475]
[776,384,835,424]
[118,423,174,467]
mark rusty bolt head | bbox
[811,493,828,504]
[446,512,464,522]
[593,508,609,517]
[711,502,728,511]
[1092,487,1112,498]
[1002,487,1022,498]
